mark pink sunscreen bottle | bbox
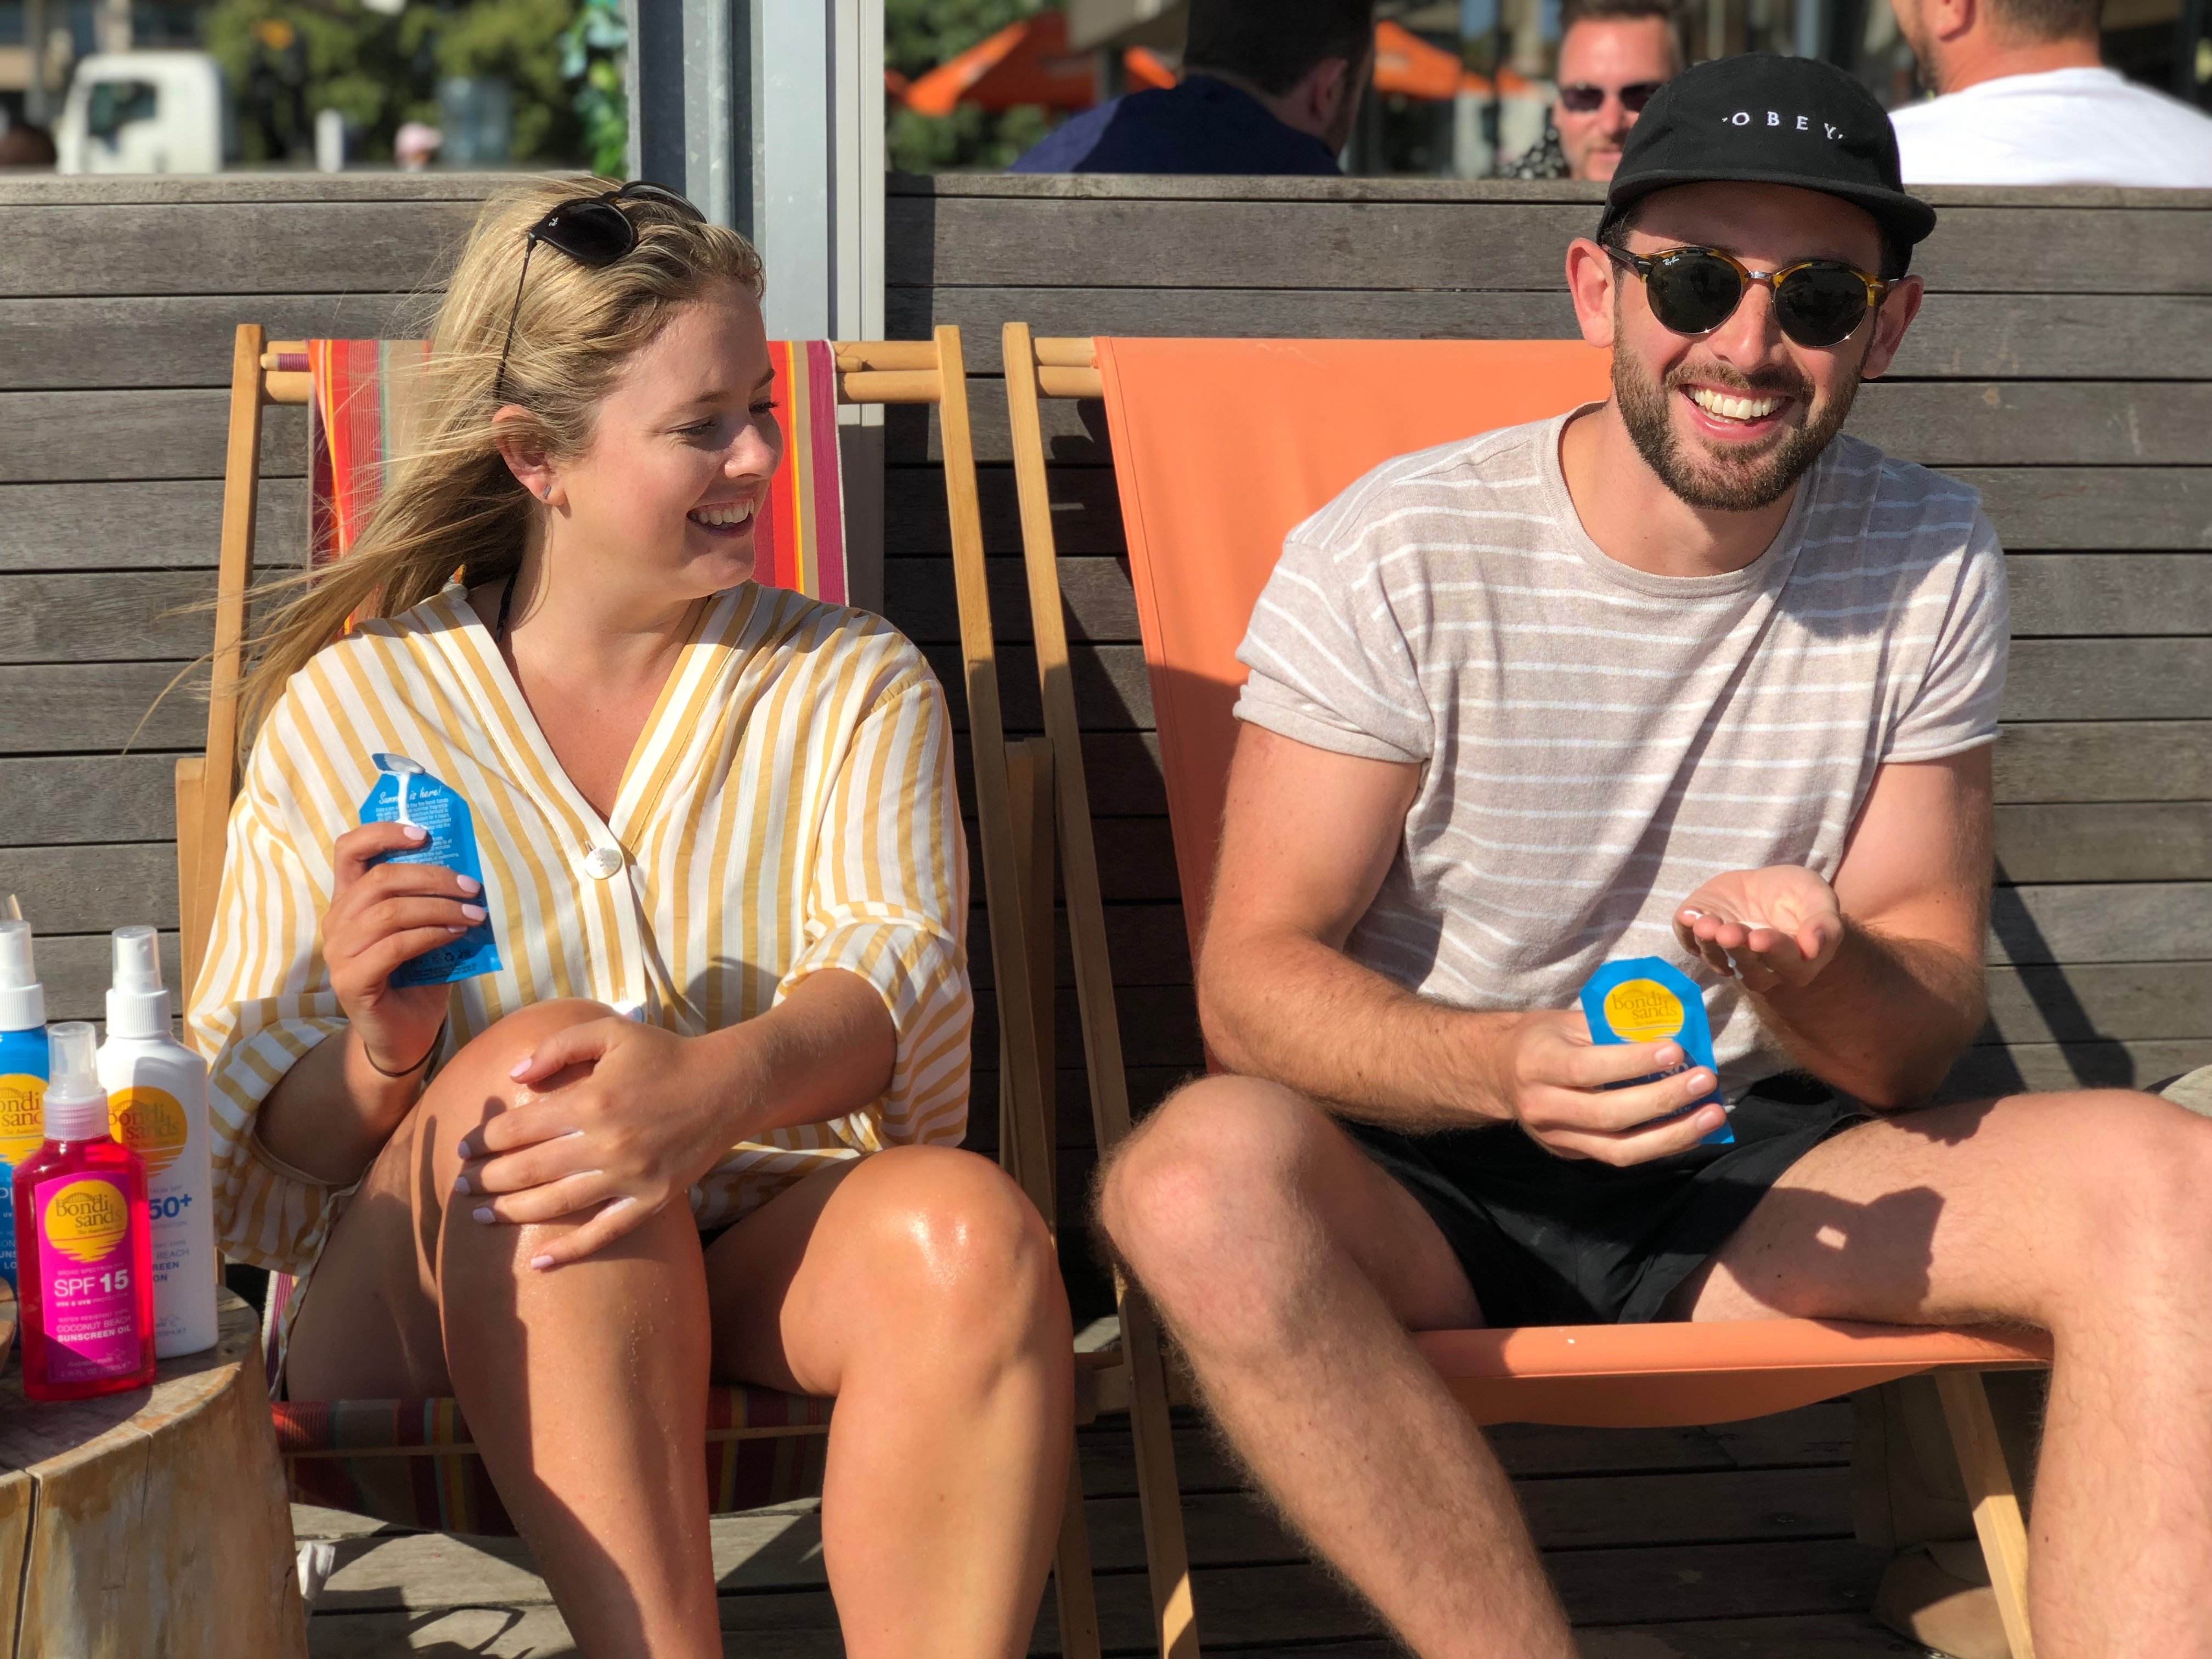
[13,1022,156,1402]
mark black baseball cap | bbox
[1599,54,1937,262]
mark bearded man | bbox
[1097,53,2212,1657]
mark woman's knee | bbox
[415,1001,616,1136]
[398,1000,620,1220]
[438,999,616,1090]
[835,1145,1069,1358]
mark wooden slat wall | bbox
[885,174,2212,1312]
[0,174,508,1013]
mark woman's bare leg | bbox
[706,1143,1073,1658]
[287,999,719,1659]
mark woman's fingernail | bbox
[472,1205,494,1224]
[460,904,487,922]
[1686,1070,1716,1093]
[402,824,429,842]
[509,1059,531,1079]
[529,1255,557,1271]
[456,875,482,895]
[453,1170,470,1193]
[448,926,466,934]
[456,1138,472,1160]
[1681,908,1703,920]
[1656,1045,1682,1067]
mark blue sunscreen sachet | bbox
[359,754,503,988]
[1578,957,1733,1147]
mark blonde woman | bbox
[190,180,1071,1657]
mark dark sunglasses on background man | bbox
[1604,244,1892,349]
[1559,80,1664,114]
[495,180,706,399]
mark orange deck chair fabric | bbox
[1096,338,1613,955]
[1086,337,2048,1426]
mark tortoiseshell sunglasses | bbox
[1606,244,1893,349]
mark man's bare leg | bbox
[1677,1087,2212,1657]
[1099,1075,1573,1657]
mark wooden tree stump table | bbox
[0,1288,306,1658]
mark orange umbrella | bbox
[904,12,1098,116]
[1371,18,1472,101]
[1125,45,1175,91]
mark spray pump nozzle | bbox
[0,920,32,991]
[41,1022,109,1141]
[111,926,163,997]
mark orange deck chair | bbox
[1001,328,2052,1659]
[176,321,1178,1657]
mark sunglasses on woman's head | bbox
[494,180,707,401]
[1605,244,1891,350]
[1559,80,1663,113]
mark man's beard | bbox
[1613,322,1864,513]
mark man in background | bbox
[1888,0,2212,184]
[1009,0,1372,174]
[1504,0,1683,179]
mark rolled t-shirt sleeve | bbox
[775,656,972,1153]
[1234,533,1433,763]
[1885,510,2010,762]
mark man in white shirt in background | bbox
[1887,0,2212,184]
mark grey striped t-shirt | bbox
[1234,411,2009,1098]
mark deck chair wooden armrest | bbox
[1000,325,2048,1659]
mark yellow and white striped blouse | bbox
[189,581,971,1280]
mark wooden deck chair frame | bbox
[1001,325,2053,1659]
[176,320,1176,1659]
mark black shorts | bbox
[1342,1074,1870,1327]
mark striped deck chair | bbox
[179,325,1138,1659]
[999,329,2053,1659]
[219,333,852,1537]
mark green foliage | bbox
[885,0,1066,172]
[558,0,629,178]
[404,0,577,162]
[202,1,603,167]
[884,0,1042,78]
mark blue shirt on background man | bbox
[1008,75,1343,174]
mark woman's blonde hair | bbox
[235,177,765,735]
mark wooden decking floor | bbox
[298,1402,1942,1657]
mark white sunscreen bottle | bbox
[96,926,218,1357]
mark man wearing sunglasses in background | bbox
[1504,0,1682,180]
[1099,53,2212,1656]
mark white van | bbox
[56,51,233,174]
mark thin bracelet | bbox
[360,1018,448,1080]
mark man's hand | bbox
[1673,866,1844,995]
[458,1019,753,1268]
[1476,1009,1726,1165]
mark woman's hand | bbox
[458,1019,749,1267]
[325,822,483,1075]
